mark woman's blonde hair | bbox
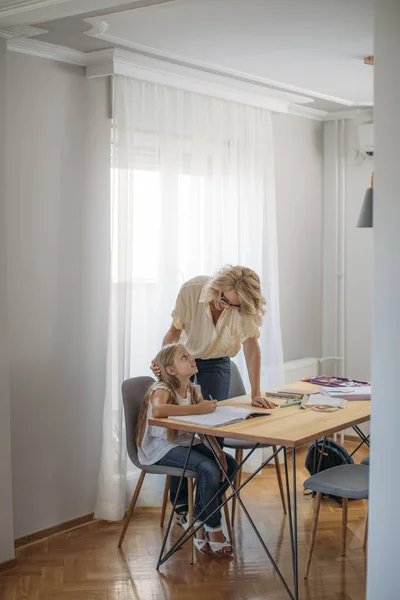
[203,265,266,329]
[136,344,202,446]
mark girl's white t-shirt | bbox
[138,382,201,466]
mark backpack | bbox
[304,438,354,504]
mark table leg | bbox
[284,447,298,600]
[156,434,195,570]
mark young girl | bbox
[137,343,237,557]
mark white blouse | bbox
[137,383,200,466]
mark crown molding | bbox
[5,37,363,121]
[7,37,86,65]
[322,108,373,122]
[0,24,47,39]
[287,104,328,122]
[0,0,69,19]
[86,47,330,117]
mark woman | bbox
[151,265,277,524]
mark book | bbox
[169,406,271,427]
[302,376,369,388]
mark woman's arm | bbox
[243,337,277,409]
[152,389,217,418]
[162,323,182,346]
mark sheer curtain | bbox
[95,76,284,520]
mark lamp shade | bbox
[357,173,374,228]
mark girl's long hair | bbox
[136,344,202,446]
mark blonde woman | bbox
[138,343,237,557]
[151,265,277,525]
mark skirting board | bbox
[14,513,96,549]
[0,557,18,574]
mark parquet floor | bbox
[0,442,369,600]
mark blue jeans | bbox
[170,356,231,507]
[158,443,237,527]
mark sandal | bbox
[174,504,188,528]
[203,524,234,558]
[184,520,210,556]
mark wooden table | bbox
[150,381,371,600]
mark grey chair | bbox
[361,456,370,466]
[118,376,232,560]
[303,464,369,578]
[118,376,199,561]
[223,361,287,525]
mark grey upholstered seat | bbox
[304,462,370,577]
[122,376,199,479]
[361,456,370,466]
[304,464,369,500]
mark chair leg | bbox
[160,475,171,528]
[272,445,287,514]
[222,493,233,543]
[231,448,243,526]
[342,498,348,556]
[118,470,146,547]
[305,491,322,579]
[188,478,194,565]
[363,510,368,549]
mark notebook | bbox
[169,406,271,427]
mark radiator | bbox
[283,357,319,384]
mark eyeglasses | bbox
[220,293,241,309]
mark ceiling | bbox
[0,0,374,115]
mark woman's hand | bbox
[251,394,278,409]
[197,400,218,414]
[150,360,161,378]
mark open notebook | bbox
[169,406,271,428]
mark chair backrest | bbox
[121,376,155,468]
[228,360,246,398]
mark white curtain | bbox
[95,76,284,520]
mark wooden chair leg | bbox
[222,493,233,543]
[272,445,287,514]
[118,470,146,547]
[342,498,348,556]
[231,448,243,526]
[305,491,322,579]
[188,478,194,565]
[160,475,171,528]
[363,510,368,549]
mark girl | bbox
[137,343,237,557]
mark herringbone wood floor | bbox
[0,442,369,600]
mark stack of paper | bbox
[319,386,371,401]
[306,394,348,409]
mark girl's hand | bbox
[198,400,218,414]
[150,360,161,378]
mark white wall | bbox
[322,119,373,381]
[6,53,110,538]
[273,114,323,362]
[367,1,400,597]
[0,38,15,564]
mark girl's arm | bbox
[152,389,218,418]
